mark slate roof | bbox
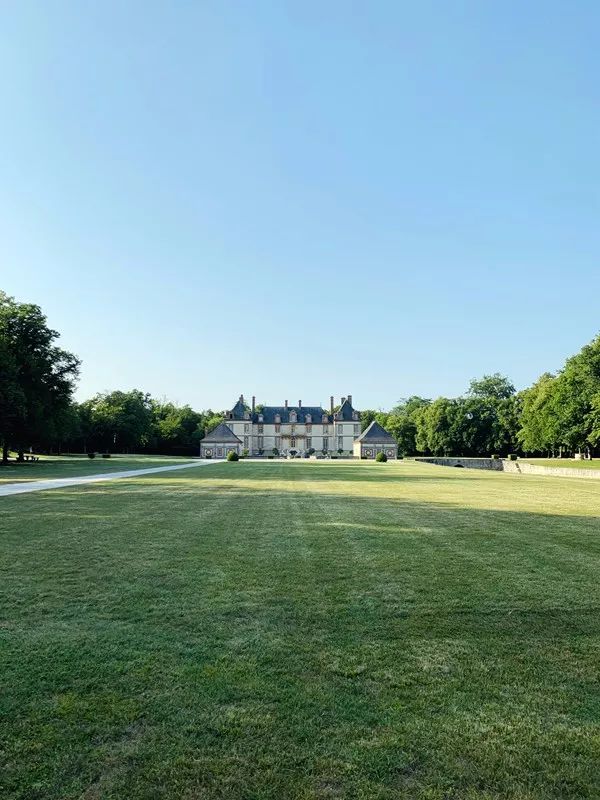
[355,421,396,443]
[202,422,242,443]
[230,398,248,420]
[336,398,357,421]
[256,406,330,424]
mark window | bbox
[275,424,280,433]
[258,424,263,433]
[306,437,312,449]
[291,437,296,448]
[323,425,328,434]
[275,414,281,424]
[323,437,328,451]
[306,424,312,433]
[354,424,360,435]
[305,414,312,423]
[244,423,250,433]
[291,424,295,434]
[275,436,281,449]
[290,411,297,422]
[258,436,263,448]
[244,436,249,448]
[338,437,343,450]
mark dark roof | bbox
[227,395,360,424]
[355,421,396,443]
[229,398,248,420]
[335,398,358,421]
[202,422,242,443]
[256,406,330,424]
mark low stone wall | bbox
[415,457,600,480]
[415,457,504,471]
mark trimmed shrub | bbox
[242,449,249,458]
[272,448,279,456]
[331,455,338,459]
[204,453,212,459]
[87,452,96,459]
[101,453,111,459]
[267,455,274,459]
[507,453,517,461]
[375,452,387,463]
[227,451,239,462]
[491,454,500,460]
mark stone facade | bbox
[221,395,361,457]
[353,420,398,460]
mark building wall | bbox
[200,440,241,458]
[354,441,398,459]
[227,419,361,455]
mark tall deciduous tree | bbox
[0,292,80,462]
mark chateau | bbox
[200,395,361,458]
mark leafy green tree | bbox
[468,374,515,400]
[0,291,80,462]
[517,373,560,454]
[83,390,153,452]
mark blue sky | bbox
[1,1,598,411]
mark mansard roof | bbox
[336,397,358,421]
[355,420,396,443]
[257,406,329,424]
[202,422,242,443]
[229,397,248,420]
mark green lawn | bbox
[0,454,193,484]
[521,458,600,470]
[2,460,600,799]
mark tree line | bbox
[2,290,600,460]
[0,292,224,461]
[362,335,600,458]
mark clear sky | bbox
[1,1,598,412]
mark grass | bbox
[521,458,600,470]
[0,454,193,484]
[2,460,600,799]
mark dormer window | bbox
[258,414,264,423]
[244,411,250,420]
[305,414,312,423]
[290,411,297,423]
[275,413,281,424]
[322,414,328,423]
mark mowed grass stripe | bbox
[2,460,600,799]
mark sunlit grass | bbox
[0,454,193,484]
[2,460,600,799]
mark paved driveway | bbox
[0,460,218,497]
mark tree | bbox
[468,374,515,400]
[517,373,560,454]
[83,390,153,452]
[0,292,80,462]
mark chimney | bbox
[298,399,302,408]
[240,394,244,404]
[330,396,334,414]
[347,394,352,406]
[252,396,256,413]
[284,399,288,408]
[341,397,346,404]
